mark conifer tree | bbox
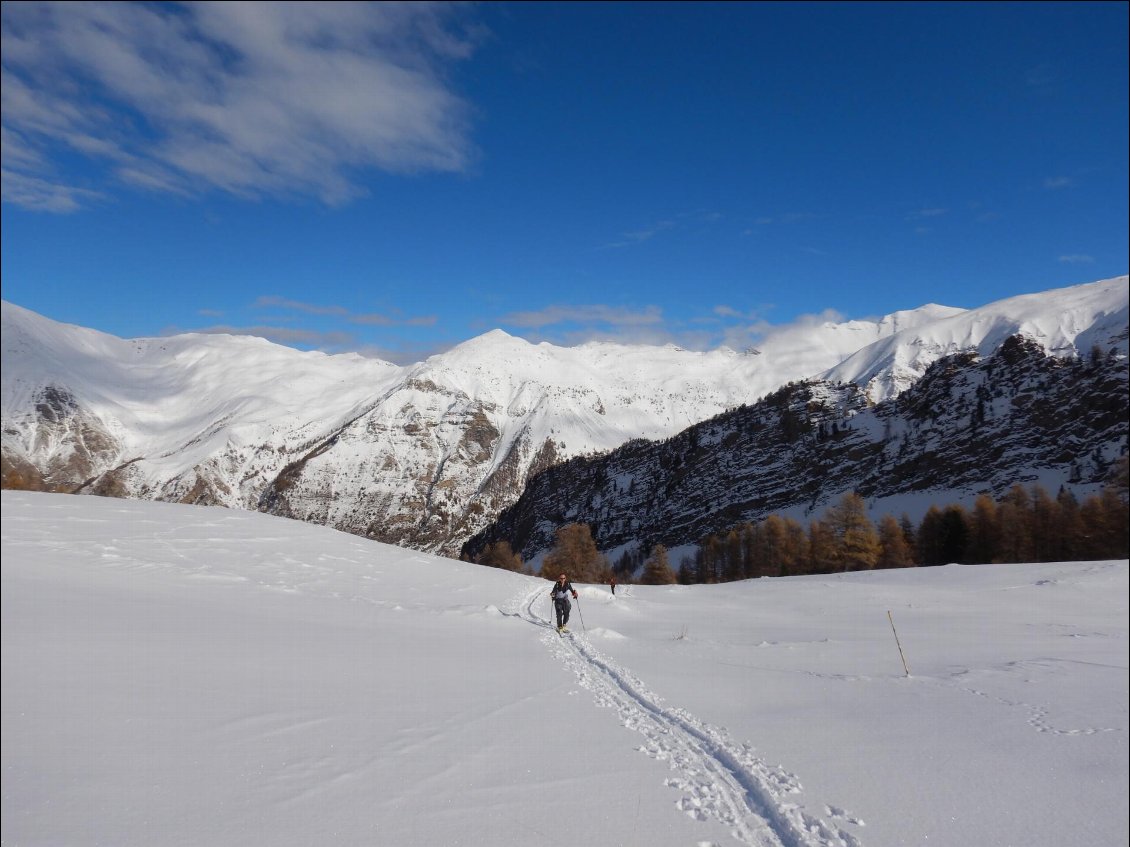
[1102,486,1130,558]
[1083,488,1130,559]
[877,514,914,568]
[1050,488,1086,561]
[917,505,946,566]
[641,544,677,585]
[757,514,787,577]
[938,504,971,564]
[825,492,880,571]
[779,516,811,576]
[540,523,608,582]
[899,514,919,564]
[723,528,745,582]
[807,519,838,574]
[698,535,724,583]
[476,540,524,572]
[742,521,765,579]
[997,485,1035,563]
[968,495,1000,564]
[1029,485,1060,562]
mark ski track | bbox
[508,584,866,847]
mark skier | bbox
[610,576,617,595]
[551,573,578,632]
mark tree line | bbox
[469,457,1128,585]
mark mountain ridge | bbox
[464,332,1129,566]
[3,275,1126,556]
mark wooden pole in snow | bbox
[888,610,911,677]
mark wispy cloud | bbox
[1,2,483,211]
[199,296,871,363]
[718,308,845,353]
[603,220,676,249]
[495,300,804,351]
[499,303,664,329]
[350,312,437,328]
[603,210,722,249]
[254,295,436,327]
[0,168,105,213]
[1058,253,1095,264]
[742,211,816,236]
[1043,176,1076,190]
[711,305,748,320]
[1025,63,1064,94]
[187,319,444,365]
[254,296,350,317]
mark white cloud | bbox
[717,308,844,353]
[253,295,436,327]
[0,167,104,213]
[499,303,664,330]
[1058,254,1095,264]
[908,207,947,219]
[602,210,723,249]
[1043,176,1076,190]
[603,220,676,249]
[1,1,482,210]
[495,300,858,356]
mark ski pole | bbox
[575,594,586,632]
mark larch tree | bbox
[997,484,1035,563]
[476,540,524,572]
[968,495,1000,564]
[877,514,914,568]
[807,519,839,574]
[825,492,881,571]
[640,544,677,585]
[540,523,608,583]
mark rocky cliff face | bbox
[255,381,564,552]
[463,336,1129,564]
[0,385,123,493]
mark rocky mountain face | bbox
[463,334,1129,565]
[253,372,569,552]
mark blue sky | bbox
[2,1,1127,364]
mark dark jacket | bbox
[551,580,577,601]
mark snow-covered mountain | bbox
[466,333,1129,566]
[2,275,1126,556]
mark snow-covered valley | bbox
[3,491,1126,847]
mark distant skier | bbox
[551,573,578,632]
[610,576,617,595]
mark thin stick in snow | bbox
[888,610,911,677]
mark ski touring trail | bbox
[509,582,867,847]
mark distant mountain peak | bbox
[3,276,1126,558]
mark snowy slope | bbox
[3,491,1126,847]
[821,276,1129,400]
[1,301,403,477]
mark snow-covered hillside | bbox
[823,275,1129,400]
[2,275,1126,555]
[3,491,1126,847]
[468,330,1129,565]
